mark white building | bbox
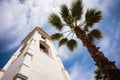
[0,27,70,80]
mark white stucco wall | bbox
[0,28,70,80]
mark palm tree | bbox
[94,68,108,80]
[48,0,120,80]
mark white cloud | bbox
[0,0,114,52]
[69,62,94,80]
[0,0,60,51]
[107,21,120,67]
[98,36,110,52]
[83,0,112,16]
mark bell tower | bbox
[0,27,70,80]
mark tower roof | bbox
[22,27,50,44]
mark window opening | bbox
[40,44,48,54]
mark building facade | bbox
[0,27,70,80]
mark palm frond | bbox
[88,29,103,42]
[70,0,83,20]
[60,4,74,27]
[94,68,101,74]
[94,68,103,80]
[48,13,63,31]
[58,38,68,47]
[67,39,77,51]
[85,9,103,27]
[50,33,63,40]
[60,4,70,20]
[83,25,89,32]
[88,33,94,42]
[95,75,102,80]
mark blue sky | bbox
[0,0,120,80]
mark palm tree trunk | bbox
[74,27,120,80]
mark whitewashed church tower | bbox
[0,27,70,80]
